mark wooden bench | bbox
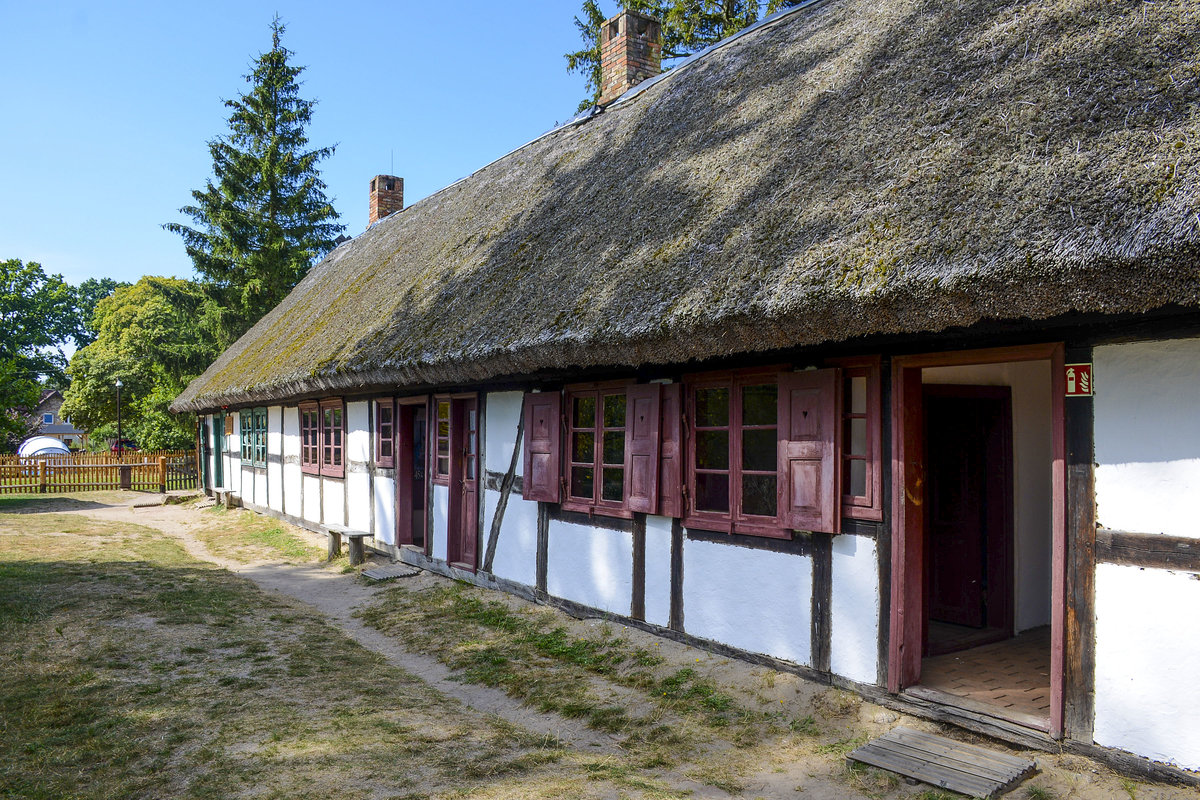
[213,489,239,509]
[326,525,370,566]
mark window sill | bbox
[683,513,791,540]
[560,500,634,520]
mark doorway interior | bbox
[891,346,1065,734]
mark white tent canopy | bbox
[18,436,71,459]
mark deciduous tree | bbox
[0,259,76,450]
[61,277,221,450]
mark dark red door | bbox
[924,385,1012,631]
[447,397,479,570]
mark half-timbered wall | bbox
[346,401,372,532]
[1093,336,1200,770]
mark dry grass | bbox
[0,500,571,799]
[188,504,325,564]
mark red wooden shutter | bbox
[623,384,662,513]
[777,369,842,534]
[522,391,562,502]
[658,384,683,518]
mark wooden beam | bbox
[631,515,646,621]
[811,532,832,673]
[670,518,684,631]
[1096,529,1200,571]
[1064,344,1096,744]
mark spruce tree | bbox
[166,17,343,344]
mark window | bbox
[833,356,883,521]
[240,408,267,466]
[300,403,321,474]
[42,413,54,425]
[320,400,344,478]
[564,385,629,515]
[686,372,781,536]
[376,399,395,468]
[433,398,450,483]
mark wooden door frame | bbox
[889,343,1066,737]
[922,383,1015,642]
[395,396,429,550]
[445,392,479,572]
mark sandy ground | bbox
[47,493,1200,800]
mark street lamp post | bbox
[115,379,123,459]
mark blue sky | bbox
[0,1,610,287]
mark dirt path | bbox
[85,499,628,757]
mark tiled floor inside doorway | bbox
[920,625,1051,723]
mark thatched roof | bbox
[173,0,1200,413]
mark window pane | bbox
[380,440,393,459]
[742,474,777,517]
[602,431,624,465]
[695,430,729,470]
[742,428,776,472]
[571,466,594,499]
[695,387,729,427]
[468,409,477,433]
[572,432,595,463]
[849,376,867,414]
[847,458,867,497]
[603,393,626,428]
[437,400,449,422]
[742,384,777,426]
[573,395,596,428]
[602,468,624,502]
[695,473,730,513]
[467,456,476,480]
[849,418,867,455]
[437,456,450,475]
[437,437,449,457]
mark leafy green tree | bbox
[567,0,802,110]
[61,277,221,450]
[0,259,76,451]
[165,17,343,345]
[73,277,131,348]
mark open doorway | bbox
[891,345,1065,735]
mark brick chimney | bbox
[368,175,404,226]
[598,10,662,106]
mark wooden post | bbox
[158,457,167,494]
[38,461,47,494]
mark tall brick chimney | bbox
[598,10,662,106]
[368,175,404,226]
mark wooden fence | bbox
[0,449,192,466]
[0,452,198,495]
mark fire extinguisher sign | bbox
[1065,363,1094,397]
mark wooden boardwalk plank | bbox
[849,727,1035,799]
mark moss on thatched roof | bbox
[173,0,1200,413]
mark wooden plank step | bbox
[362,563,421,581]
[848,727,1035,799]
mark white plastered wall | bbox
[644,515,673,628]
[1093,563,1200,770]
[1094,337,1200,539]
[922,360,1053,631]
[302,474,321,523]
[431,484,449,561]
[346,401,372,532]
[323,478,345,528]
[267,406,283,512]
[481,391,536,583]
[282,407,302,519]
[228,412,241,496]
[485,391,523,473]
[373,475,396,544]
[830,534,878,683]
[682,537,812,665]
[484,489,538,587]
[546,519,633,616]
